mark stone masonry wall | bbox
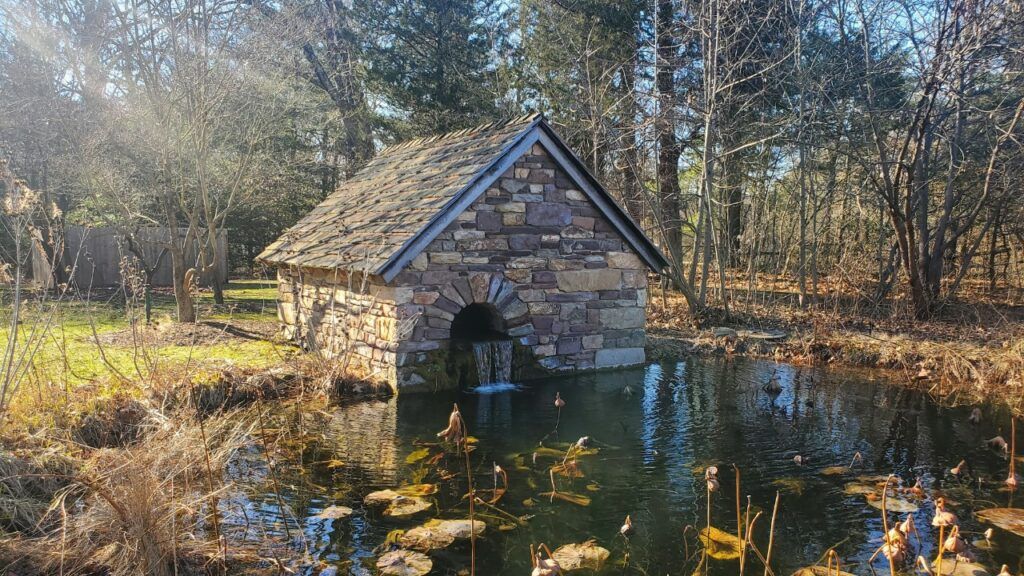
[276,266,409,386]
[391,143,649,388]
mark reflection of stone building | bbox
[327,398,399,484]
[259,114,668,391]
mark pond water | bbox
[228,356,1023,575]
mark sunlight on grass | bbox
[1,281,294,415]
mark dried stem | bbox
[763,491,780,576]
[881,474,896,576]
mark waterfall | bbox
[472,340,513,385]
[494,340,512,383]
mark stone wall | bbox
[275,266,410,386]
[391,143,649,388]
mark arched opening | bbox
[450,303,506,342]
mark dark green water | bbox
[228,357,1024,575]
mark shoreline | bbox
[645,324,1024,414]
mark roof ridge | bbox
[377,112,542,155]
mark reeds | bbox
[439,404,476,576]
[1,413,256,575]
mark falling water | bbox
[472,340,513,385]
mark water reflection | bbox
[230,357,1024,575]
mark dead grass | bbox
[0,411,293,575]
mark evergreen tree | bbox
[359,0,505,136]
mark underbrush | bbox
[0,412,265,575]
[648,287,1024,414]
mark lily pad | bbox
[395,484,438,497]
[771,477,807,495]
[843,482,877,496]
[791,567,857,576]
[820,466,851,476]
[865,495,918,513]
[365,489,401,506]
[404,448,431,464]
[399,525,455,551]
[699,526,742,560]
[932,558,990,576]
[385,496,432,518]
[424,518,486,539]
[315,505,354,520]
[377,550,432,576]
[552,540,611,571]
[975,508,1024,537]
[539,491,592,506]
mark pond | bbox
[227,356,1024,575]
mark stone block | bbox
[532,315,555,333]
[517,289,546,302]
[496,202,526,213]
[526,202,572,226]
[500,178,529,194]
[453,278,474,305]
[502,298,528,320]
[508,323,534,337]
[556,269,622,292]
[539,357,562,369]
[598,307,644,329]
[535,344,556,357]
[548,292,594,303]
[512,193,544,202]
[582,334,604,349]
[505,268,532,283]
[453,230,485,241]
[557,337,582,354]
[549,258,585,271]
[469,273,491,302]
[422,270,458,285]
[430,252,463,264]
[409,253,429,271]
[423,327,450,339]
[572,216,595,230]
[566,189,586,201]
[441,285,465,306]
[503,213,526,226]
[528,302,560,315]
[561,226,594,239]
[509,235,540,250]
[432,296,461,316]
[458,238,508,251]
[607,251,644,269]
[533,270,557,285]
[399,339,442,353]
[595,347,645,368]
[509,256,547,269]
[412,291,439,305]
[477,210,501,231]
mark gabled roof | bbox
[258,113,669,281]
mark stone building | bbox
[258,114,668,391]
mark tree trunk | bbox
[656,0,683,271]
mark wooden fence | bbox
[32,226,228,288]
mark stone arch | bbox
[418,272,534,343]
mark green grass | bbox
[1,280,296,409]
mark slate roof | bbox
[258,113,669,280]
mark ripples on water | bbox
[226,357,1024,575]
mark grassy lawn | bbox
[2,280,297,422]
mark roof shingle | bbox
[257,113,542,272]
